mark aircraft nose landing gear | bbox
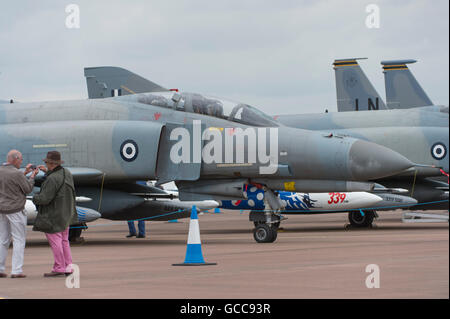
[249,186,286,243]
[253,223,278,243]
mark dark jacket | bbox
[32,166,78,234]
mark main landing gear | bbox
[347,210,378,228]
[249,187,286,243]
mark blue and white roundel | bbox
[431,142,447,160]
[120,140,139,162]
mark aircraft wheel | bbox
[253,224,278,243]
[348,210,375,228]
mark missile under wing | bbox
[24,200,101,225]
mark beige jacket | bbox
[0,164,35,214]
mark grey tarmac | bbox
[0,210,447,299]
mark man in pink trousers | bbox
[45,229,73,275]
[32,151,78,277]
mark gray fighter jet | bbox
[0,68,415,243]
[87,64,448,231]
[277,58,448,225]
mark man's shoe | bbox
[44,272,65,277]
[126,233,136,238]
[0,273,8,278]
[65,269,74,276]
[136,234,146,238]
[11,274,27,278]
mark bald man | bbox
[0,150,39,278]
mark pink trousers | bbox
[45,228,73,273]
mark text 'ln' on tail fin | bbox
[333,58,387,112]
[84,66,169,99]
[381,59,433,109]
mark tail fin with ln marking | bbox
[333,58,387,112]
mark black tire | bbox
[348,210,375,228]
[271,228,278,242]
[253,224,278,243]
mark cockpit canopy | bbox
[132,91,279,127]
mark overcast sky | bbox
[0,0,448,114]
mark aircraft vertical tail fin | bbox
[84,66,169,99]
[381,60,433,109]
[333,58,387,112]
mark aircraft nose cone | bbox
[349,140,413,180]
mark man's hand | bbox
[30,168,39,179]
[38,165,48,173]
[24,164,34,175]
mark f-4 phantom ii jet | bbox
[86,64,448,231]
[0,67,414,243]
[81,66,435,237]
